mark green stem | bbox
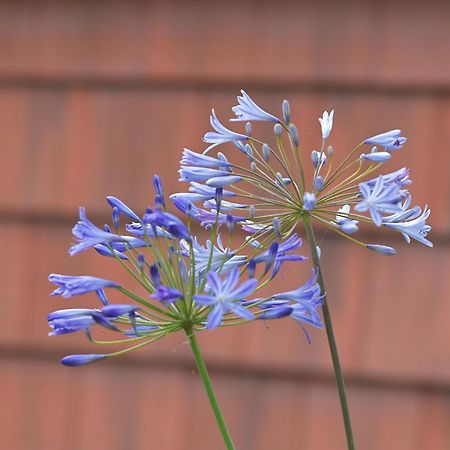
[302,215,356,450]
[186,328,236,450]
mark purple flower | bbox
[61,354,106,366]
[70,207,137,256]
[48,309,97,336]
[230,90,279,123]
[318,110,334,140]
[143,209,191,241]
[355,176,405,226]
[151,286,184,304]
[203,110,248,152]
[194,268,257,329]
[49,274,119,298]
[364,129,407,151]
[106,196,141,222]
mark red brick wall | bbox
[0,1,449,449]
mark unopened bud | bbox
[282,100,291,124]
[262,143,271,162]
[288,124,300,147]
[274,123,283,137]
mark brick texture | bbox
[1,0,449,449]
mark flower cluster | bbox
[173,90,432,253]
[48,176,323,365]
[48,90,432,367]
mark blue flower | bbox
[179,166,231,183]
[364,129,407,151]
[143,209,191,240]
[106,196,141,222]
[383,201,432,247]
[48,309,98,336]
[366,244,396,256]
[230,90,279,123]
[49,274,119,298]
[355,176,405,226]
[194,268,257,329]
[318,110,334,139]
[180,237,246,274]
[335,205,359,234]
[61,354,107,366]
[361,151,391,162]
[181,148,232,169]
[206,175,242,188]
[70,207,137,256]
[203,110,248,152]
[151,286,184,304]
[263,270,323,327]
[190,181,236,199]
[303,192,317,211]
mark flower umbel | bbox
[48,179,320,366]
[173,91,431,254]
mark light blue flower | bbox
[230,90,279,123]
[49,274,119,298]
[266,269,323,328]
[364,129,407,151]
[70,207,138,256]
[355,176,405,226]
[181,148,232,169]
[383,201,432,247]
[194,268,257,329]
[367,167,411,188]
[367,244,396,256]
[206,175,242,188]
[179,167,231,182]
[180,237,246,274]
[318,110,334,139]
[335,205,359,234]
[361,151,391,162]
[203,109,248,152]
[303,192,317,211]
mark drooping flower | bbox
[49,274,119,298]
[383,203,432,247]
[203,110,249,152]
[364,129,407,151]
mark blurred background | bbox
[0,0,449,449]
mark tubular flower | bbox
[48,175,319,366]
[173,91,431,254]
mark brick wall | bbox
[0,1,449,449]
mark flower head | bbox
[318,110,334,140]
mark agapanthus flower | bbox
[49,176,320,366]
[318,110,334,140]
[173,91,431,254]
[230,90,280,123]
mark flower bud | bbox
[282,100,291,124]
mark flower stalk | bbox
[302,214,355,450]
[186,326,236,450]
